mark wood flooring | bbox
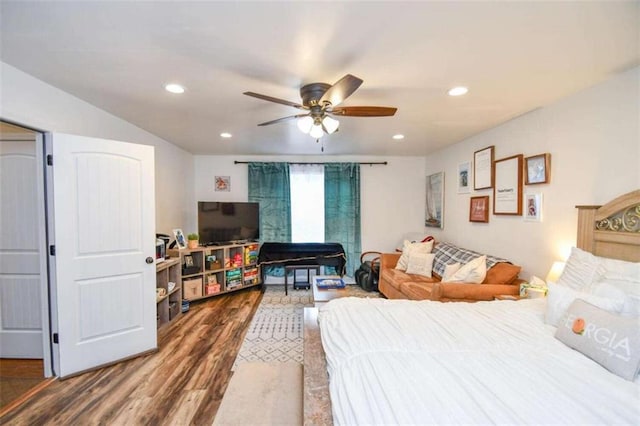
[0,359,47,412]
[0,285,263,425]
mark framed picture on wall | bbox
[493,154,523,215]
[469,196,490,223]
[473,146,494,190]
[525,153,551,185]
[524,193,543,221]
[215,176,230,192]
[425,171,444,229]
[457,161,472,194]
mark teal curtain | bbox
[324,163,361,276]
[248,162,291,276]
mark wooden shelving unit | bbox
[169,242,260,302]
[156,257,182,328]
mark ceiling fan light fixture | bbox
[322,115,340,134]
[309,123,324,139]
[297,116,314,133]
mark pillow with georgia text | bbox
[555,299,640,381]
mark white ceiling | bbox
[1,1,638,156]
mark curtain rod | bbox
[234,161,387,166]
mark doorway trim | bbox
[1,119,53,378]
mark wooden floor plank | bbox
[0,286,263,425]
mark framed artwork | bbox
[525,193,543,222]
[525,153,551,185]
[172,228,186,249]
[425,171,444,229]
[457,161,472,194]
[469,196,490,223]
[215,176,230,192]
[493,154,523,215]
[473,146,494,190]
[184,254,195,268]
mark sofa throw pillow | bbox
[441,263,461,282]
[555,299,640,381]
[396,239,434,271]
[545,282,625,327]
[442,255,487,284]
[557,247,606,292]
[406,253,436,278]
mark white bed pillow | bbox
[441,263,461,282]
[405,253,436,278]
[545,282,625,326]
[396,239,434,271]
[555,299,640,381]
[593,282,640,318]
[557,247,606,292]
[441,256,486,284]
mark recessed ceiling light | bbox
[220,132,232,138]
[392,134,405,140]
[448,86,468,96]
[165,83,185,94]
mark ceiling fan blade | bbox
[257,114,309,126]
[331,106,397,117]
[243,92,305,109]
[319,74,364,106]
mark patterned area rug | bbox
[233,284,379,368]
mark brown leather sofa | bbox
[379,244,522,302]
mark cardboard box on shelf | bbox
[183,277,203,299]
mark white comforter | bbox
[318,297,640,425]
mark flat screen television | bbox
[197,201,260,245]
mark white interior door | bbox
[49,133,156,378]
[0,140,44,358]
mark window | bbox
[290,164,324,242]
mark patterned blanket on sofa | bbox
[432,242,510,277]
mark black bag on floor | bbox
[355,251,381,292]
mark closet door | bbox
[0,140,44,358]
[49,133,156,378]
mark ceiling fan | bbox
[243,74,397,139]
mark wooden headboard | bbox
[576,189,640,262]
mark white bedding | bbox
[318,297,640,425]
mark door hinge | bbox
[49,245,56,256]
[52,333,59,344]
[46,154,53,166]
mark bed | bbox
[303,190,640,425]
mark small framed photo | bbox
[469,196,490,223]
[525,153,550,185]
[184,254,195,268]
[525,193,543,222]
[173,228,186,249]
[457,161,472,194]
[215,176,230,192]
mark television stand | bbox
[168,242,261,301]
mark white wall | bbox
[425,67,640,280]
[193,155,426,253]
[0,62,195,234]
